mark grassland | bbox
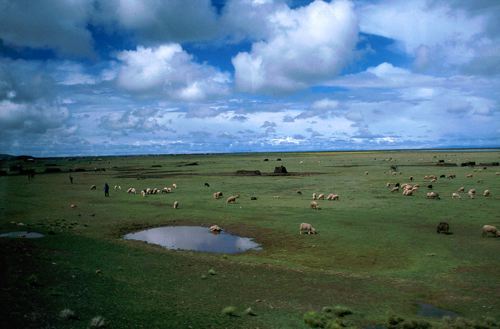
[1,150,499,328]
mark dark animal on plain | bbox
[204,182,210,187]
[436,222,450,234]
[250,197,257,200]
[395,183,400,188]
[440,174,446,178]
[427,184,433,189]
[296,190,302,195]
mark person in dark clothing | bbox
[104,183,110,197]
[69,175,73,184]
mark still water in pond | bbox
[123,226,262,254]
[417,303,458,318]
[0,231,44,238]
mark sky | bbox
[0,0,499,156]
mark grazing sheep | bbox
[213,191,223,199]
[312,193,317,200]
[402,189,414,196]
[317,194,325,200]
[296,190,302,195]
[209,225,222,232]
[310,201,320,210]
[250,196,257,200]
[483,189,491,197]
[326,193,339,200]
[409,176,413,181]
[440,174,446,178]
[127,187,136,194]
[70,204,77,208]
[172,183,177,189]
[141,190,146,197]
[466,174,473,178]
[496,172,500,175]
[436,222,450,234]
[427,184,433,189]
[430,178,437,183]
[299,223,317,235]
[395,183,400,188]
[481,225,500,237]
[365,171,369,175]
[468,189,476,199]
[426,192,440,199]
[226,195,238,204]
[173,201,179,209]
[451,192,461,199]
[457,186,465,192]
[146,188,152,195]
[386,182,392,188]
[204,182,210,187]
[162,187,172,193]
[90,185,97,190]
[447,174,456,179]
[390,187,399,192]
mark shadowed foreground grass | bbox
[0,150,499,328]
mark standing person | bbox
[69,175,73,184]
[104,182,110,197]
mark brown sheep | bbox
[213,191,223,199]
[173,201,179,209]
[226,195,238,204]
[482,225,500,237]
[483,189,491,197]
[299,223,317,235]
[310,201,320,210]
[317,193,325,200]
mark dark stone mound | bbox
[263,158,269,161]
[44,167,62,173]
[436,162,457,167]
[274,165,288,174]
[276,158,282,161]
[460,161,476,167]
[479,162,499,166]
[177,162,199,167]
[236,170,262,176]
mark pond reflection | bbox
[124,226,262,254]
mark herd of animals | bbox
[84,168,499,239]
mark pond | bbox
[123,226,262,254]
[0,231,44,238]
[417,303,458,318]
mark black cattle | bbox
[436,222,450,234]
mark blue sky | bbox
[0,0,499,156]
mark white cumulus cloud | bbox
[116,44,231,101]
[232,0,358,93]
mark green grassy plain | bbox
[1,150,499,328]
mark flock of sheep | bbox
[85,166,498,239]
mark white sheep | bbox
[299,223,317,235]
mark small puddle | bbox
[417,303,458,318]
[123,226,262,254]
[0,231,45,238]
